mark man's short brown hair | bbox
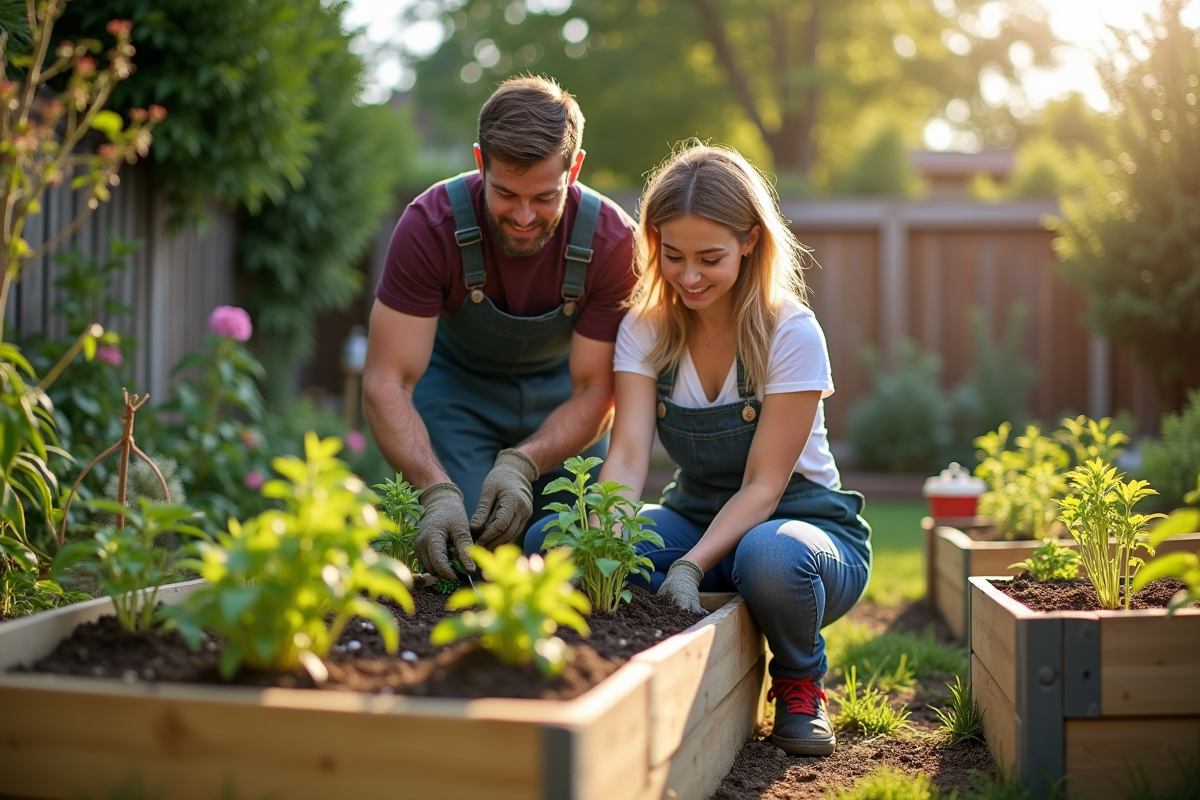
[477,76,584,173]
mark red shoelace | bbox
[767,677,827,716]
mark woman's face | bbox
[658,214,759,314]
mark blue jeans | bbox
[525,504,871,681]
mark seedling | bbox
[974,422,1069,540]
[53,498,203,632]
[1008,538,1080,582]
[166,433,414,681]
[540,455,663,612]
[371,473,423,574]
[1058,459,1165,611]
[934,675,984,744]
[833,665,911,737]
[430,544,591,677]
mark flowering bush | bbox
[208,305,252,342]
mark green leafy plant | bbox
[52,498,202,632]
[934,675,984,744]
[1008,538,1081,582]
[371,473,423,574]
[1058,459,1166,611]
[539,455,663,613]
[1056,414,1129,468]
[1131,506,1200,615]
[833,665,911,737]
[430,544,591,677]
[848,342,952,473]
[974,422,1070,540]
[1141,391,1200,511]
[165,433,413,680]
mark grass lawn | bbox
[859,499,927,607]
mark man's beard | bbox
[484,202,565,257]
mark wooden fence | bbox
[1,161,237,403]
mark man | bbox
[363,76,637,582]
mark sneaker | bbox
[768,675,836,756]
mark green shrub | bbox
[431,544,591,677]
[848,342,952,473]
[1141,391,1200,511]
[540,456,662,612]
[837,117,921,197]
[1007,137,1081,198]
[974,423,1069,540]
[167,433,413,680]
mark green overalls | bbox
[412,174,607,517]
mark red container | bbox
[922,463,985,519]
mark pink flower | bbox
[345,430,366,454]
[96,345,123,366]
[208,306,252,341]
[244,470,265,491]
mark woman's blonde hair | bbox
[630,142,810,394]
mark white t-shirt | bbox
[613,300,841,489]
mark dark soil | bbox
[13,585,707,701]
[713,599,997,799]
[995,576,1192,612]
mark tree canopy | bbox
[404,0,1059,190]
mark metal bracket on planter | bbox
[543,726,575,800]
[1062,616,1102,718]
[1016,616,1065,796]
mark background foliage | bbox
[1050,0,1200,407]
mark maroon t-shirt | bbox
[376,173,637,342]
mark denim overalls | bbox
[527,354,873,681]
[412,175,607,515]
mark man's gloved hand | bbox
[415,483,476,581]
[472,449,539,548]
[657,559,704,613]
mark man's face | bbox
[481,156,571,258]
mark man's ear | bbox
[474,143,484,177]
[568,150,586,185]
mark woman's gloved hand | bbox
[657,559,704,613]
[472,449,539,548]
[415,483,476,581]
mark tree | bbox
[1050,0,1200,412]
[403,0,1059,188]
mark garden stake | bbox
[57,388,170,545]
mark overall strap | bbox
[446,175,486,296]
[656,362,680,396]
[561,187,600,313]
[735,357,754,400]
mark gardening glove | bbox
[472,448,539,549]
[657,559,705,613]
[415,482,476,581]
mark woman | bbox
[525,142,872,756]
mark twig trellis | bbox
[57,388,170,545]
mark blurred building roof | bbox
[909,149,1015,197]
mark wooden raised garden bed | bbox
[0,582,765,800]
[969,576,1200,799]
[924,517,1200,641]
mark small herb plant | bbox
[1056,415,1129,466]
[166,433,413,680]
[540,455,663,612]
[1131,506,1200,615]
[52,499,202,632]
[1008,538,1080,582]
[1058,459,1166,611]
[934,675,984,744]
[974,422,1069,540]
[431,544,591,677]
[371,473,423,574]
[833,665,911,737]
